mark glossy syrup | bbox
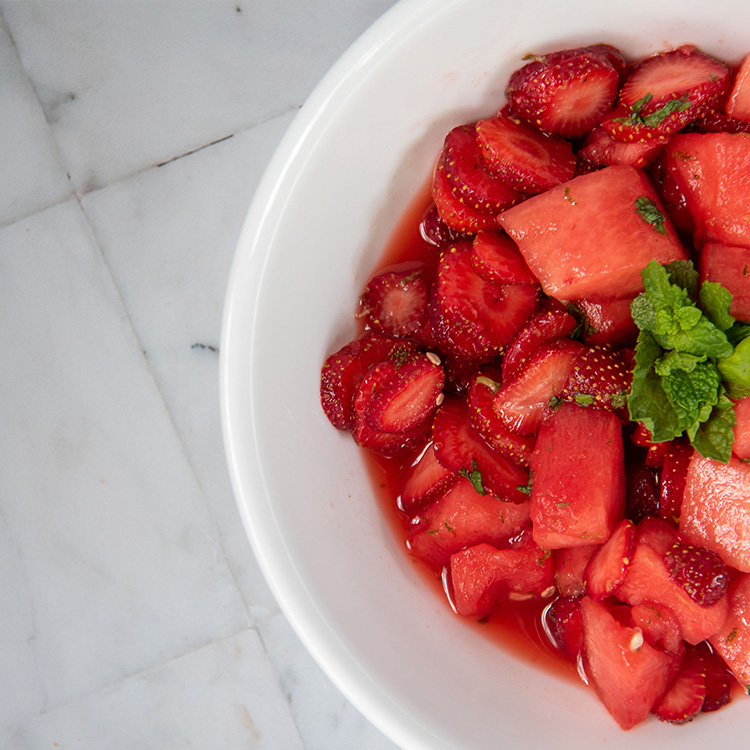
[359,185,580,685]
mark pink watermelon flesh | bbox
[699,242,750,322]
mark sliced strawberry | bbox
[581,596,682,730]
[545,595,584,660]
[567,296,639,349]
[624,462,659,524]
[693,108,750,134]
[559,345,632,418]
[470,231,537,286]
[320,332,417,430]
[648,151,696,236]
[505,46,620,138]
[408,480,532,569]
[664,542,731,608]
[601,102,682,144]
[432,159,499,234]
[419,202,466,247]
[653,644,707,724]
[620,45,730,125]
[630,601,684,655]
[351,362,430,455]
[466,368,535,467]
[493,337,584,437]
[500,299,578,382]
[399,442,457,511]
[430,241,539,364]
[554,544,599,598]
[585,43,630,84]
[432,396,529,503]
[366,352,444,434]
[576,124,667,172]
[584,518,637,600]
[725,51,750,121]
[449,538,555,618]
[440,124,522,213]
[358,264,429,338]
[659,439,693,524]
[695,641,733,713]
[475,115,575,194]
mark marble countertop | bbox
[1,2,401,747]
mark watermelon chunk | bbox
[734,396,750,461]
[709,574,750,689]
[498,164,687,300]
[529,402,626,549]
[679,453,750,572]
[699,242,750,322]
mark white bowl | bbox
[220,1,750,747]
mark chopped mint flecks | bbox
[459,458,486,495]
[634,196,667,236]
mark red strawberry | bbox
[432,158,499,234]
[664,543,731,608]
[624,462,659,524]
[398,442,458,511]
[576,124,666,172]
[601,102,681,144]
[358,264,429,338]
[493,337,584,436]
[320,332,417,430]
[440,124,522,213]
[470,231,537,286]
[652,644,707,724]
[620,46,730,126]
[475,115,575,194]
[693,108,750,134]
[648,151,696,236]
[567,296,639,349]
[659,439,693,524]
[500,299,578,382]
[365,352,445,434]
[560,345,632,417]
[466,368,535,467]
[545,595,584,660]
[695,641,733,713]
[351,362,430,455]
[432,396,530,503]
[430,241,539,364]
[419,202,466,247]
[584,518,637,600]
[505,46,621,138]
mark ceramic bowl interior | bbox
[221,1,750,747]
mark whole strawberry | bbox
[665,543,730,607]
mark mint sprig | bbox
[627,260,750,463]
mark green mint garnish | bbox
[627,260,749,463]
[516,471,533,497]
[634,196,667,236]
[618,93,692,129]
[459,459,486,495]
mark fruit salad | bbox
[319,42,750,730]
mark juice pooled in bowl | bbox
[319,42,750,730]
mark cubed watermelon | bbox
[734,396,750,460]
[529,403,626,549]
[498,164,686,300]
[709,574,750,689]
[699,242,750,322]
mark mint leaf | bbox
[660,360,721,436]
[718,336,750,398]
[459,459,486,495]
[664,259,699,297]
[635,197,667,235]
[691,390,737,463]
[700,281,735,331]
[641,96,692,128]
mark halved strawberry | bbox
[601,102,683,144]
[693,108,750,134]
[652,644,707,724]
[505,46,621,138]
[358,264,429,338]
[398,442,458,512]
[432,158,499,234]
[576,124,667,172]
[620,46,730,126]
[466,368,535,467]
[567,296,639,349]
[560,345,632,418]
[475,115,575,194]
[365,352,444,434]
[695,641,733,713]
[493,337,584,436]
[432,396,530,503]
[545,595,584,660]
[584,518,637,600]
[351,361,431,455]
[449,538,555,618]
[320,332,417,430]
[430,241,540,364]
[664,542,731,608]
[407,479,532,569]
[470,231,537,285]
[440,124,522,213]
[659,439,693,524]
[500,299,578,382]
[419,202,466,247]
[624,462,659,524]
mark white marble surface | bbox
[0,1,401,747]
